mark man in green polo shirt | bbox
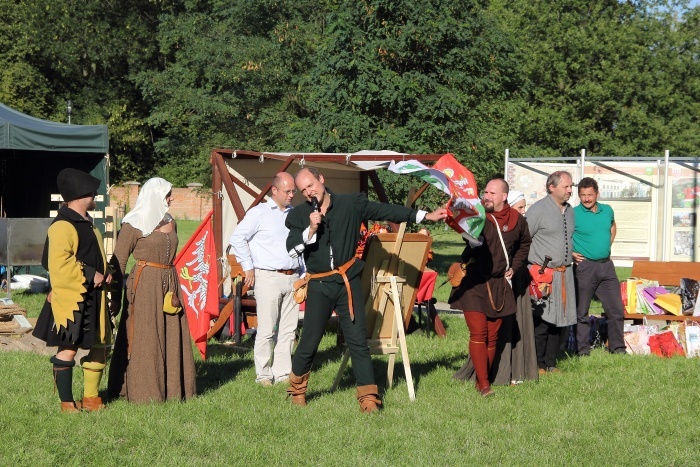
[572,177,626,356]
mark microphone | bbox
[311,196,321,213]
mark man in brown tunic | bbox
[449,178,531,396]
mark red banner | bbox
[432,153,479,200]
[174,210,218,359]
[432,153,485,243]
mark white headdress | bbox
[121,178,172,237]
[507,190,524,206]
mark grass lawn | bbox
[2,221,694,465]
[1,313,697,465]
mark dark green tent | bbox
[0,103,109,218]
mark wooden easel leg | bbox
[331,349,351,391]
[391,278,416,401]
[387,354,396,388]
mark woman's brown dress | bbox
[107,222,196,403]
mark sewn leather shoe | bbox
[81,396,105,412]
[61,401,82,413]
[287,372,310,407]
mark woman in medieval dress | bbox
[107,178,197,403]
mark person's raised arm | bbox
[423,207,448,222]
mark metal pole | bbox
[694,155,698,263]
[661,150,669,261]
[649,161,659,261]
[504,148,509,183]
[575,148,585,207]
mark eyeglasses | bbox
[274,187,297,196]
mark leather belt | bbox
[276,269,298,275]
[553,265,568,313]
[587,257,610,263]
[128,260,174,359]
[307,257,357,320]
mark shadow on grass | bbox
[194,340,254,394]
[317,352,466,398]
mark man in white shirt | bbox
[229,172,301,386]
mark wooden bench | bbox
[624,260,700,322]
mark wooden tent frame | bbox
[210,149,443,298]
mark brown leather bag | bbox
[447,262,467,287]
[293,275,310,304]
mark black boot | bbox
[50,356,78,412]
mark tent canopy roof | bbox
[217,149,443,171]
[0,103,108,153]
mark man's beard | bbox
[484,202,494,213]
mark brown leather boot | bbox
[286,372,310,407]
[356,385,382,413]
[82,396,105,412]
[61,401,82,413]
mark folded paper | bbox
[654,293,682,316]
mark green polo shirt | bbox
[573,202,614,260]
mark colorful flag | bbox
[387,160,452,195]
[389,154,485,244]
[174,210,218,359]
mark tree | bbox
[286,0,523,199]
[0,0,181,182]
[489,0,700,158]
[135,0,325,186]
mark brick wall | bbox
[109,183,212,221]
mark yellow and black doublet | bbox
[33,205,111,348]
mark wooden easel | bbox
[332,223,426,401]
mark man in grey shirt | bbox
[525,171,577,374]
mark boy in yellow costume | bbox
[33,168,112,412]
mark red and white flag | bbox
[175,210,218,359]
[388,153,485,244]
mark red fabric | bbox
[469,340,489,391]
[528,280,543,300]
[528,264,554,300]
[174,210,218,359]
[529,264,553,285]
[432,153,479,199]
[486,203,519,233]
[463,311,502,390]
[355,222,390,259]
[487,343,498,369]
[648,331,685,358]
[432,154,482,238]
[416,269,438,303]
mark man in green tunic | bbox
[285,167,447,412]
[33,168,112,412]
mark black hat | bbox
[57,168,101,202]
